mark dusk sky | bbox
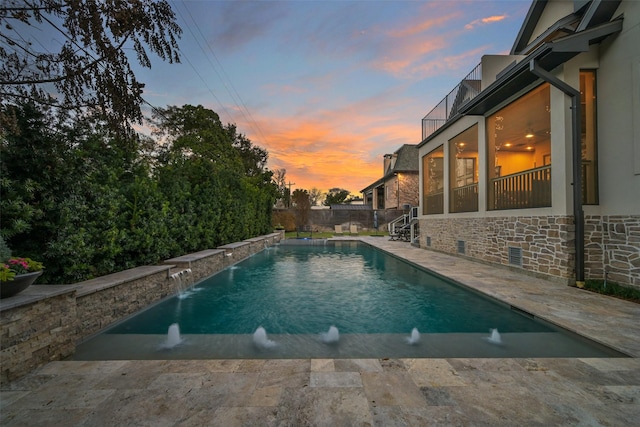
[137,0,531,195]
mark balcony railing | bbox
[491,166,551,210]
[451,183,478,213]
[422,63,482,141]
[423,190,444,215]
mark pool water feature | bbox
[74,242,626,360]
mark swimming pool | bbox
[74,241,626,360]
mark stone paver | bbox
[1,237,639,426]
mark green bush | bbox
[584,279,640,304]
[0,236,11,262]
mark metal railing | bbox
[388,206,420,242]
[422,63,482,141]
[491,166,551,210]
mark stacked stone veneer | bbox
[75,266,174,340]
[420,215,640,288]
[0,292,76,384]
[164,249,226,283]
[419,216,576,283]
[0,233,282,385]
[584,215,640,289]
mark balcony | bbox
[422,63,482,141]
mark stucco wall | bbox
[595,0,640,213]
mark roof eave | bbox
[460,17,622,116]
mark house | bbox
[361,144,419,210]
[417,0,639,289]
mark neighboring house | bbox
[417,0,639,289]
[361,144,419,210]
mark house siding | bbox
[416,0,639,290]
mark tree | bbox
[323,188,351,206]
[272,168,288,208]
[226,124,268,177]
[151,104,241,170]
[0,0,182,135]
[309,188,323,206]
[399,174,420,207]
[1,102,277,283]
[291,189,311,231]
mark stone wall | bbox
[419,216,575,284]
[75,266,173,340]
[1,291,77,384]
[419,215,640,288]
[584,215,640,289]
[0,233,282,385]
[165,249,226,282]
[218,242,252,264]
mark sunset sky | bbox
[138,0,531,196]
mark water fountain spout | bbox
[406,327,420,345]
[487,328,502,345]
[320,326,340,343]
[253,326,277,349]
[170,268,194,296]
[160,323,183,349]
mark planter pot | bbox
[1,271,43,299]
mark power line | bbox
[169,3,238,125]
[175,1,272,147]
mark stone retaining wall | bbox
[0,233,282,385]
[0,291,77,384]
[164,249,225,282]
[75,266,173,340]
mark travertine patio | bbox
[1,237,639,426]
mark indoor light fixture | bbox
[525,128,534,138]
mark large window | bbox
[422,145,444,214]
[449,125,478,212]
[581,70,598,204]
[487,84,551,210]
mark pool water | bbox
[74,242,626,359]
[109,243,552,335]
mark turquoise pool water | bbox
[110,242,552,335]
[74,241,626,359]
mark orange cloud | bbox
[235,92,419,194]
[464,14,508,30]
